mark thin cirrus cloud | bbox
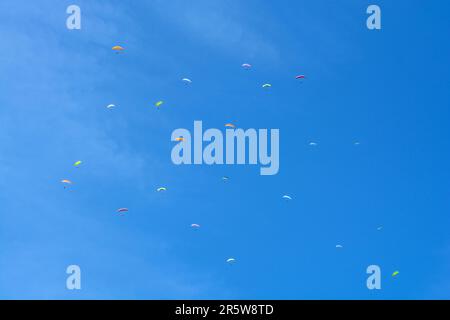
[147,0,279,61]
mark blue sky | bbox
[0,0,449,299]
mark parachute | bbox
[182,78,192,84]
[156,187,167,192]
[225,123,236,128]
[106,104,115,109]
[155,101,164,108]
[112,45,124,52]
[262,83,272,88]
[282,195,292,200]
[74,161,82,167]
[226,258,236,263]
[242,63,252,69]
[116,208,129,216]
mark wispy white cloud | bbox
[147,0,279,61]
[0,0,223,299]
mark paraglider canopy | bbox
[106,104,115,109]
[242,63,252,69]
[74,161,82,167]
[392,271,400,277]
[112,45,124,51]
[116,208,129,215]
[295,75,306,79]
[191,224,200,228]
[262,83,272,88]
[226,258,236,264]
[182,78,192,84]
[156,187,167,192]
[116,208,129,216]
[282,195,292,200]
[224,123,236,129]
[155,101,164,108]
[61,179,73,184]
